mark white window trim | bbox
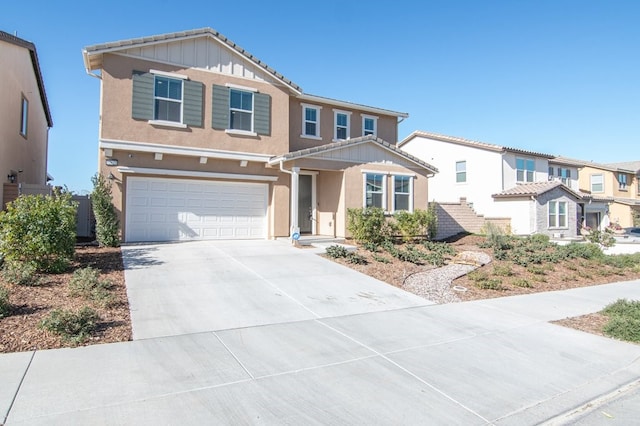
[516,157,535,183]
[455,160,467,184]
[301,103,322,139]
[548,200,568,229]
[20,95,28,137]
[362,172,387,211]
[153,75,183,124]
[229,88,254,133]
[333,109,352,142]
[150,69,188,80]
[618,173,628,190]
[225,82,258,92]
[590,174,604,193]
[392,174,414,212]
[362,114,378,137]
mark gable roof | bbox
[492,181,582,200]
[399,131,554,158]
[553,156,638,174]
[0,31,53,127]
[604,161,640,174]
[83,27,302,94]
[268,135,438,173]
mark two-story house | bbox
[0,31,53,208]
[82,28,437,243]
[398,131,602,239]
[564,159,640,228]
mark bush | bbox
[557,243,603,260]
[394,209,437,242]
[68,267,113,307]
[601,299,640,343]
[1,260,42,286]
[372,254,391,264]
[325,245,348,258]
[346,253,368,265]
[39,306,100,344]
[584,229,616,247]
[477,278,504,290]
[0,192,77,273]
[602,299,640,319]
[91,174,120,247]
[0,285,10,318]
[512,278,532,288]
[493,264,513,276]
[423,240,456,257]
[347,207,395,244]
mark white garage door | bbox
[125,177,268,242]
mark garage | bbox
[125,176,268,242]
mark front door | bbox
[298,174,313,234]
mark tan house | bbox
[82,28,436,243]
[569,159,640,228]
[0,31,53,208]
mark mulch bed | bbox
[0,246,131,353]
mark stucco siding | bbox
[493,199,533,235]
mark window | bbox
[393,175,413,212]
[362,115,377,137]
[548,201,567,228]
[618,173,628,190]
[229,89,253,131]
[20,95,28,136]
[302,104,321,138]
[456,161,467,183]
[154,76,182,122]
[590,174,604,193]
[558,168,571,186]
[364,173,386,209]
[334,110,351,141]
[516,158,535,182]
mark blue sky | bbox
[3,0,639,193]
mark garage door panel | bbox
[126,177,267,242]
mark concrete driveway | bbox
[122,240,431,339]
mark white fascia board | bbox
[100,139,273,163]
[117,166,278,182]
[298,94,409,118]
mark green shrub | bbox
[602,299,640,319]
[391,245,428,265]
[601,299,640,343]
[477,278,504,290]
[468,270,489,283]
[68,267,113,307]
[557,243,603,260]
[394,209,437,242]
[0,285,10,318]
[372,254,391,264]
[91,174,120,247]
[346,253,368,265]
[526,265,546,275]
[512,278,532,288]
[423,240,456,257]
[347,207,394,244]
[325,245,348,258]
[601,253,640,269]
[1,260,42,286]
[0,192,77,273]
[363,242,379,252]
[585,229,616,248]
[39,306,100,344]
[426,203,438,240]
[493,264,513,276]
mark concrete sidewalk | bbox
[2,280,640,425]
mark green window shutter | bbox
[212,85,229,129]
[254,92,271,136]
[131,71,154,120]
[183,80,203,127]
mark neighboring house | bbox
[0,31,53,208]
[559,158,640,228]
[398,131,604,239]
[82,28,437,243]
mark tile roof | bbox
[298,93,408,119]
[492,181,582,199]
[0,31,53,127]
[604,161,640,173]
[552,156,639,173]
[399,131,554,158]
[268,135,439,173]
[83,27,301,93]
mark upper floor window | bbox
[362,115,377,137]
[548,201,567,228]
[154,76,183,123]
[516,158,535,182]
[550,167,572,186]
[364,173,386,209]
[590,174,604,193]
[20,95,28,137]
[302,104,321,139]
[393,175,413,212]
[334,110,351,141]
[456,161,467,183]
[618,173,628,190]
[229,89,253,132]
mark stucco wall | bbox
[493,199,533,235]
[0,40,49,207]
[534,188,578,238]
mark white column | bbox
[290,167,300,236]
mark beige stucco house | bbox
[83,28,436,243]
[0,31,53,208]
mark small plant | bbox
[0,285,10,318]
[372,254,391,264]
[526,265,546,275]
[325,245,349,258]
[477,278,504,290]
[601,299,640,343]
[468,270,489,283]
[512,278,532,288]
[346,253,368,265]
[493,264,513,276]
[91,173,120,247]
[585,229,616,248]
[423,240,456,256]
[346,207,394,244]
[363,242,379,252]
[565,263,578,271]
[68,267,113,307]
[39,306,100,344]
[1,260,42,286]
[393,209,436,242]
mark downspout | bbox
[280,160,300,239]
